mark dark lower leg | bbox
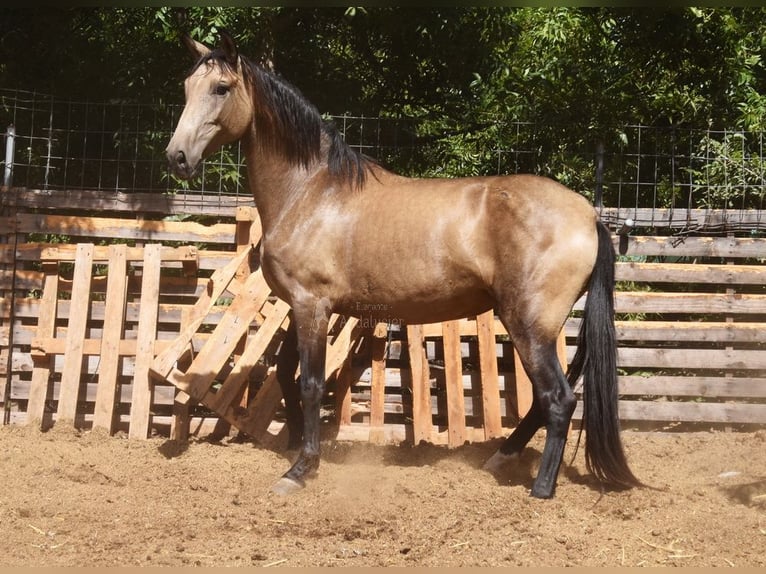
[279,324,328,488]
[503,331,575,498]
[276,322,302,450]
[530,378,576,499]
[499,399,544,456]
[281,378,322,486]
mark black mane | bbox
[195,50,375,189]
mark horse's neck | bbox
[244,138,320,236]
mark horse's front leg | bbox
[276,319,302,450]
[271,301,330,495]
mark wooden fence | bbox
[1,186,765,445]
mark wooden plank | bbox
[335,357,355,428]
[422,320,477,338]
[15,213,236,244]
[422,317,520,339]
[37,244,198,263]
[615,347,766,371]
[441,320,466,448]
[32,336,177,357]
[209,298,291,412]
[0,244,14,264]
[170,270,272,400]
[171,307,193,442]
[19,271,203,298]
[0,297,11,320]
[92,244,128,434]
[0,216,16,234]
[56,244,94,424]
[7,187,253,217]
[325,316,362,380]
[212,212,263,438]
[17,242,217,271]
[149,245,253,381]
[0,269,15,290]
[615,400,766,425]
[227,370,283,439]
[235,206,260,282]
[572,292,766,315]
[614,320,766,343]
[513,346,533,421]
[476,311,502,440]
[18,243,243,271]
[556,329,570,433]
[406,324,432,444]
[616,261,766,284]
[369,322,388,445]
[235,205,262,244]
[128,244,162,440]
[4,269,44,291]
[600,207,766,231]
[14,377,179,408]
[25,263,59,428]
[619,375,766,398]
[613,235,766,259]
[556,329,567,369]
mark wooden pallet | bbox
[28,243,199,436]
[150,277,368,442]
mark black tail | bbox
[567,222,642,488]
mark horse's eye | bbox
[214,84,230,96]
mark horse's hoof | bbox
[482,450,518,474]
[530,485,555,499]
[271,477,304,496]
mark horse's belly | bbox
[335,287,494,325]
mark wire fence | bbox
[2,89,766,232]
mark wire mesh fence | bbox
[2,89,766,232]
[1,89,191,195]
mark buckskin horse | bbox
[165,31,641,498]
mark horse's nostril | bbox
[175,150,187,166]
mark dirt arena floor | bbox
[0,423,764,567]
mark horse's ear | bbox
[218,29,239,67]
[181,33,210,60]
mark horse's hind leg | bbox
[276,319,302,450]
[483,395,545,470]
[485,325,575,498]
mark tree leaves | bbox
[2,6,766,204]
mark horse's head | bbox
[166,31,253,179]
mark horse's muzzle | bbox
[166,148,196,180]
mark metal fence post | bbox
[4,124,15,187]
[2,124,16,424]
[594,139,604,209]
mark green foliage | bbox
[686,131,766,209]
[2,7,766,199]
[162,145,244,196]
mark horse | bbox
[165,31,641,499]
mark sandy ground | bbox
[0,423,764,567]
